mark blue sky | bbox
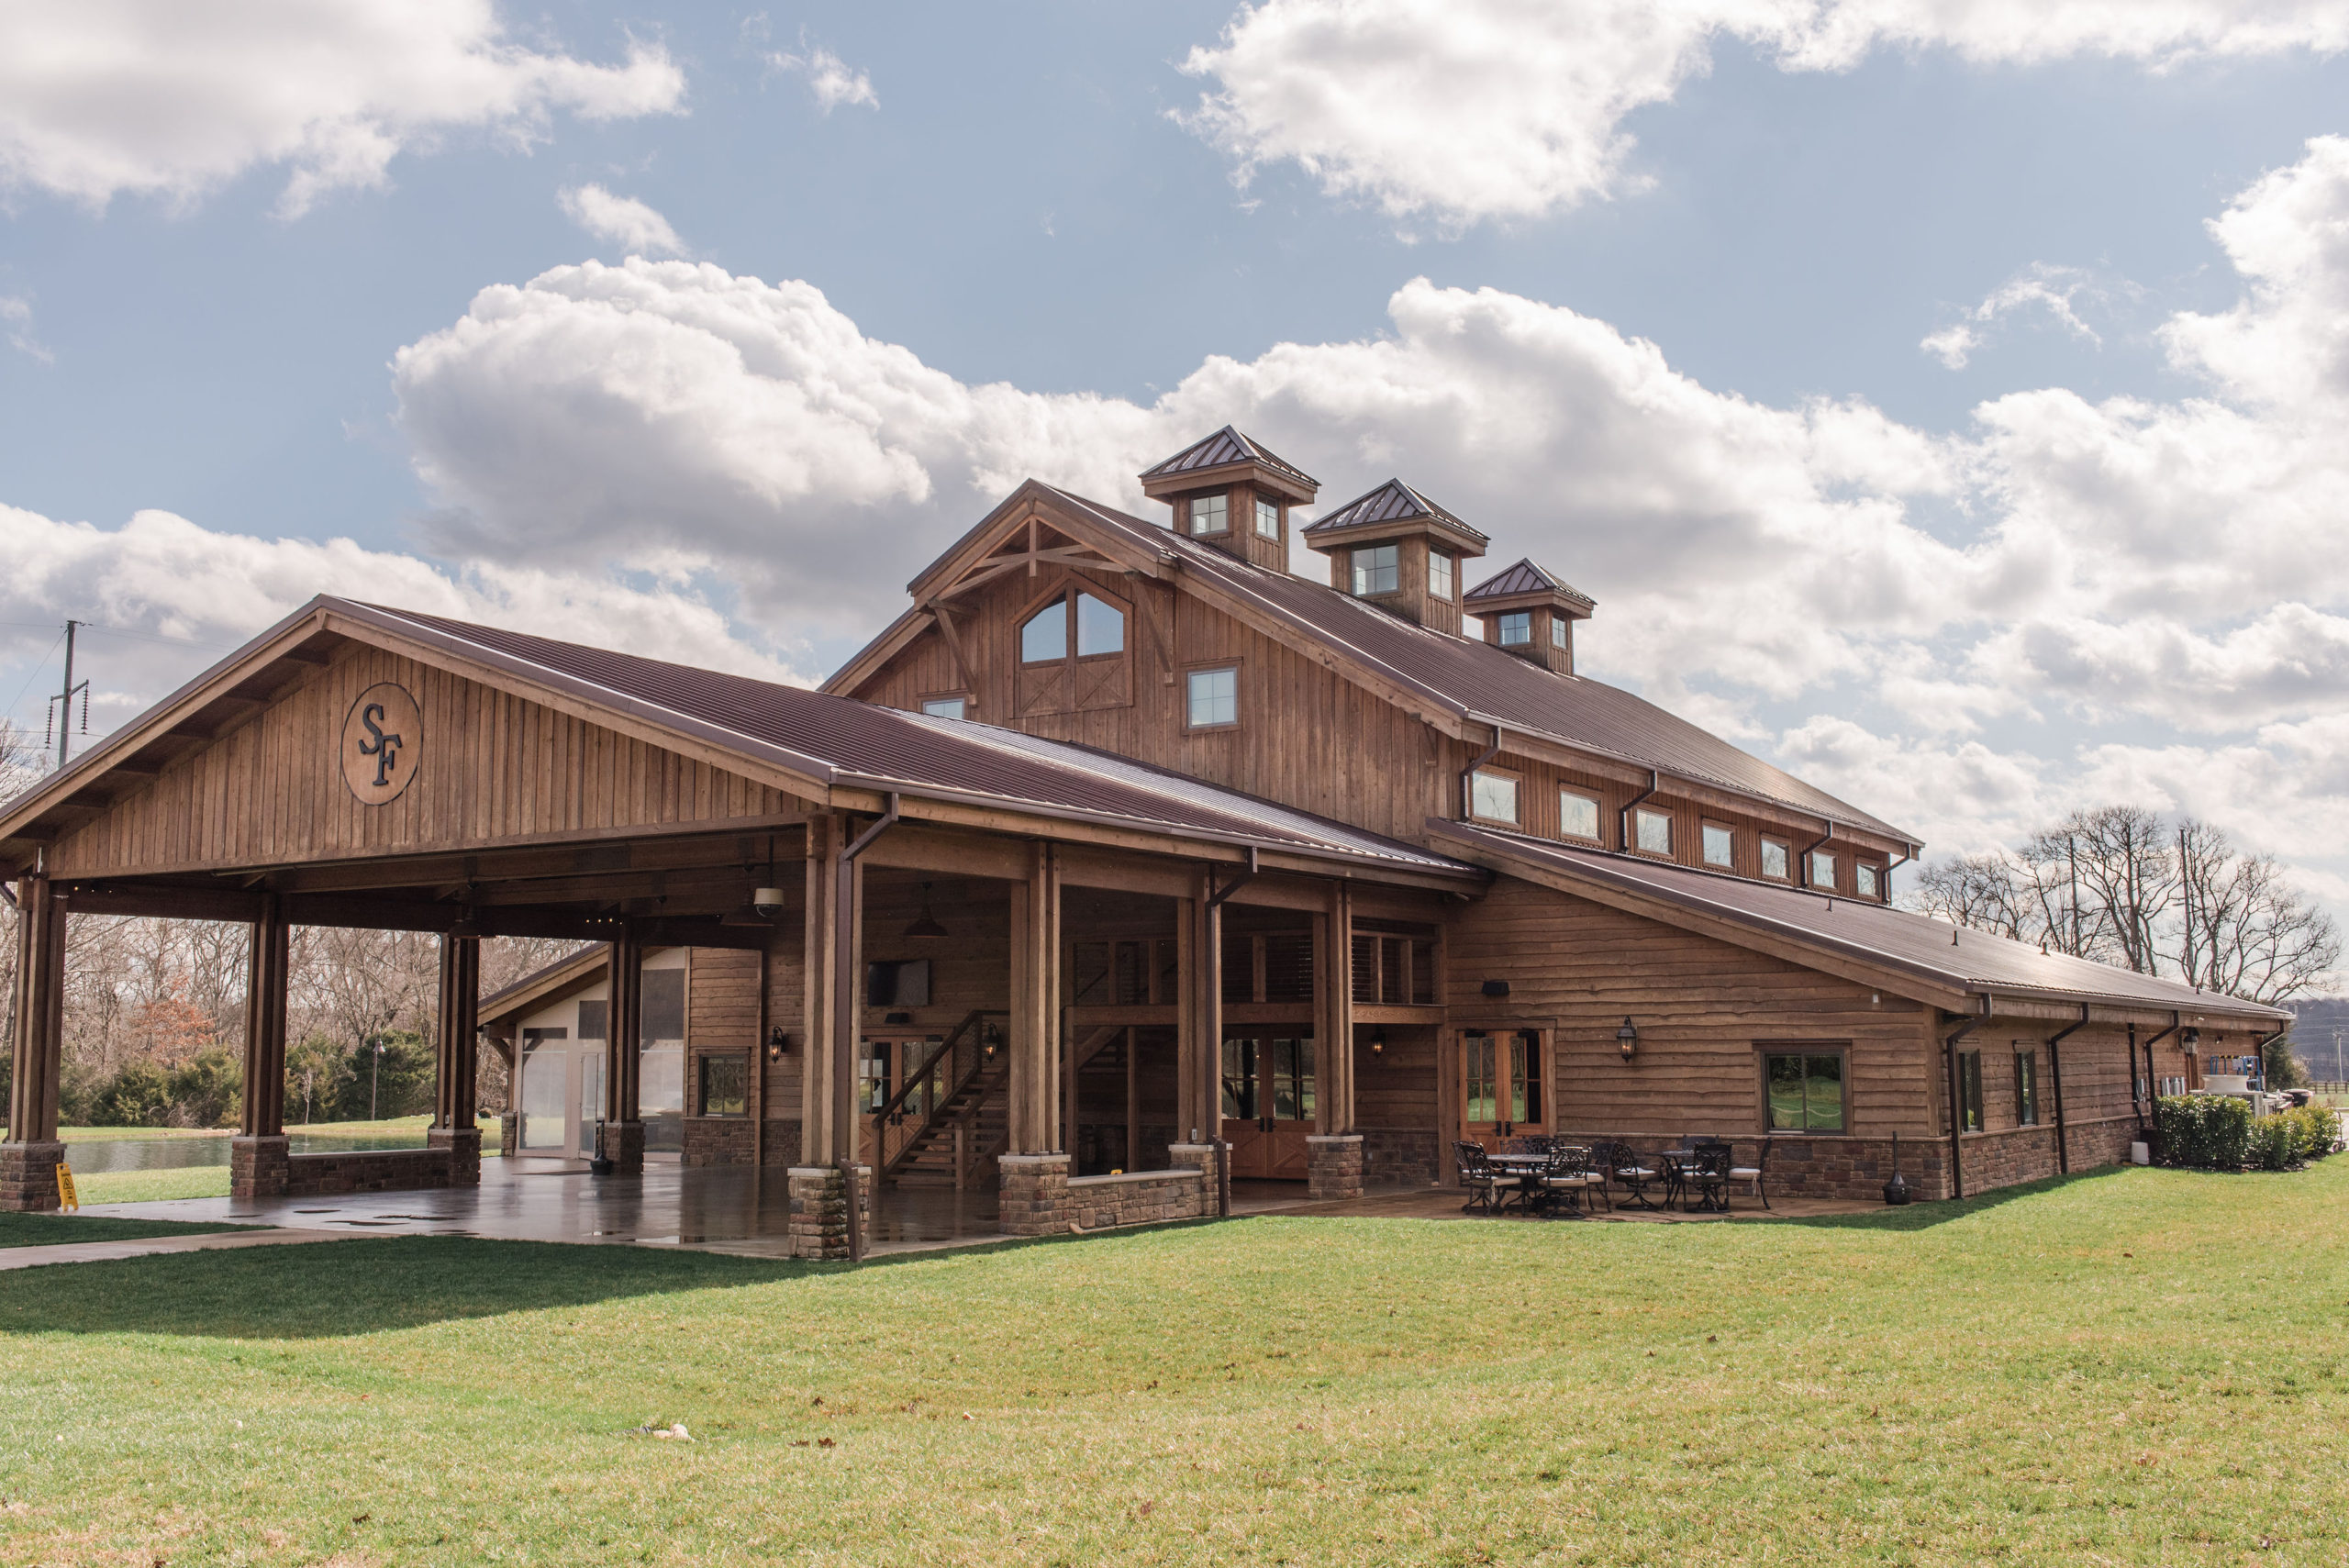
[5,0,2349,917]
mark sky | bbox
[5,0,2349,917]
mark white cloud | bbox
[0,504,813,730]
[765,39,878,114]
[0,0,685,216]
[0,295,50,364]
[1177,0,2349,226]
[1921,263,2111,369]
[559,184,688,258]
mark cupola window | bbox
[1497,612,1531,646]
[1352,544,1398,596]
[1429,550,1453,602]
[1254,496,1280,539]
[1191,494,1228,535]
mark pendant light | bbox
[903,881,949,940]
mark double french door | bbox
[1461,1029,1548,1147]
[1220,1033,1316,1180]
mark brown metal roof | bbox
[1040,488,1914,843]
[1301,479,1490,546]
[348,601,1475,877]
[1432,820,2289,1022]
[1140,426,1317,487]
[1464,557,1595,609]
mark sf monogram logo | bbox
[340,682,422,804]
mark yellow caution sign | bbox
[54,1163,78,1212]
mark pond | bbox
[61,1129,430,1174]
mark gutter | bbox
[2045,1003,2090,1175]
[1943,995,1991,1200]
[1618,769,1659,855]
[831,792,903,1263]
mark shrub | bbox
[2285,1102,2341,1163]
[2249,1115,2295,1172]
[2156,1094,2254,1171]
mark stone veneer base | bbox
[1306,1134,1364,1202]
[0,1141,66,1212]
[596,1119,646,1174]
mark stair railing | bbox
[873,1009,1008,1176]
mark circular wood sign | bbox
[340,683,422,805]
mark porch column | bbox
[231,894,291,1198]
[598,923,644,1173]
[1006,841,1061,1153]
[429,932,483,1184]
[1,872,66,1211]
[1317,882,1355,1134]
[1174,872,1224,1153]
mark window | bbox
[1428,550,1453,601]
[697,1052,748,1117]
[1560,790,1600,841]
[1192,494,1228,534]
[1958,1050,1985,1131]
[1552,615,1568,649]
[1765,1052,1845,1132]
[1254,496,1280,539]
[1471,769,1519,824]
[1352,544,1398,596]
[1497,611,1531,646]
[1760,839,1790,880]
[1809,850,1837,889]
[1635,807,1671,856]
[1855,862,1881,899]
[1019,602,1066,663]
[1075,593,1124,656]
[1186,666,1238,728]
[865,959,932,1008]
[577,999,607,1040]
[1702,822,1733,868]
[2014,1051,2039,1127]
[642,968,685,1041]
[920,695,966,720]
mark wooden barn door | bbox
[1220,1033,1316,1180]
[1461,1029,1548,1148]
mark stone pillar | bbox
[230,1134,292,1200]
[998,1151,1072,1237]
[1307,1133,1364,1203]
[787,1164,852,1260]
[599,925,644,1173]
[3,872,67,1210]
[1008,843,1061,1153]
[428,1125,483,1184]
[1169,1140,1225,1218]
[498,1112,519,1159]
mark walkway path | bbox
[0,1227,345,1272]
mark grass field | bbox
[59,1116,502,1205]
[0,1213,259,1249]
[3,1161,2344,1565]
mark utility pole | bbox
[45,619,88,768]
[370,1038,385,1120]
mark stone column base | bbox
[1168,1142,1225,1218]
[595,1119,645,1174]
[1307,1134,1365,1202]
[998,1152,1072,1237]
[787,1165,851,1260]
[0,1142,67,1212]
[428,1126,484,1185]
[230,1135,292,1198]
[498,1113,519,1160]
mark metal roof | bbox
[1464,557,1596,609]
[1434,820,2289,1022]
[1140,426,1318,487]
[1301,479,1490,546]
[351,602,1475,877]
[1041,488,1914,843]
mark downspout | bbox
[2045,1004,2090,1175]
[1797,820,1833,889]
[1618,769,1660,853]
[1943,995,1990,1200]
[1459,724,1503,821]
[2251,1026,2288,1095]
[2141,1011,2181,1157]
[832,792,902,1262]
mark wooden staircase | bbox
[886,1062,1010,1186]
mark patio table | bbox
[1485,1151,1554,1216]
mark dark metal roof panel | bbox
[1464,558,1595,608]
[1302,478,1490,544]
[1439,822,2289,1020]
[1141,426,1317,486]
[1038,493,1912,842]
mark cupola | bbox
[1463,559,1595,674]
[1300,480,1487,634]
[1139,426,1319,571]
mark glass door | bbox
[1220,1034,1316,1180]
[1461,1029,1546,1147]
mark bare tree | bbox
[1910,853,2031,940]
[2177,821,2341,1005]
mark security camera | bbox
[752,885,785,917]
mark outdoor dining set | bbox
[1453,1138,1770,1218]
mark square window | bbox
[920,695,966,720]
[1471,770,1519,824]
[1187,666,1238,728]
[1497,611,1531,646]
[1702,822,1732,867]
[1635,807,1671,855]
[1560,790,1600,840]
[1254,496,1280,539]
[1765,1052,1844,1133]
[1855,862,1880,899]
[697,1052,748,1118]
[1809,850,1837,889]
[1192,494,1228,534]
[1760,839,1789,880]
[1352,544,1398,596]
[1429,550,1453,601]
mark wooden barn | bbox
[1,427,2288,1250]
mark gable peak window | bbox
[1187,665,1239,728]
[920,695,967,720]
[1470,769,1519,824]
[1254,496,1281,539]
[1017,584,1132,716]
[1191,494,1228,535]
[1497,611,1531,646]
[1428,550,1453,602]
[1019,601,1067,664]
[1352,543,1398,596]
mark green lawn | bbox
[2,1163,2344,1565]
[0,1212,261,1250]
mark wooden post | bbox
[239,895,289,1138]
[1176,873,1225,1172]
[2,872,66,1211]
[432,933,481,1132]
[801,813,843,1165]
[1124,1026,1139,1172]
[600,924,644,1172]
[1317,882,1355,1134]
[1008,841,1061,1153]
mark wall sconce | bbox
[981,1022,1001,1062]
[1616,1016,1639,1062]
[767,1026,790,1062]
[1369,1030,1387,1058]
[1481,979,1510,999]
[2180,1027,2201,1052]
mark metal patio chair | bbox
[1453,1140,1522,1216]
[1600,1141,1661,1210]
[1728,1138,1772,1210]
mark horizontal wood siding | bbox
[51,648,796,879]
